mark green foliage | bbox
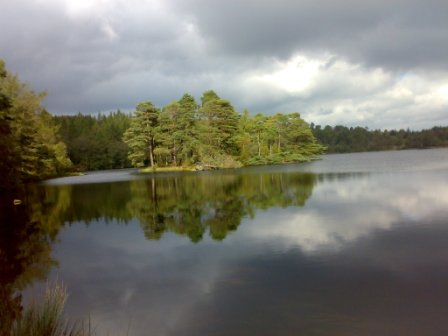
[200,90,220,106]
[123,90,322,169]
[55,111,131,171]
[238,112,325,165]
[311,124,448,153]
[0,60,72,190]
[123,102,159,167]
[198,91,240,157]
[176,93,200,164]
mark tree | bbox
[157,101,181,166]
[123,101,159,168]
[0,59,72,190]
[235,109,252,162]
[176,93,199,165]
[238,111,324,165]
[34,110,72,177]
[250,113,268,158]
[198,91,240,156]
[200,90,220,107]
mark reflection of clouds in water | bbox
[43,169,141,185]
[54,224,238,336]
[242,171,448,253]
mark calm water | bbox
[2,149,448,335]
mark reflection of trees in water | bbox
[127,174,243,241]
[49,182,133,224]
[127,172,316,242]
[0,187,67,335]
[27,172,317,243]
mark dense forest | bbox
[54,111,130,171]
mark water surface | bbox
[3,149,448,335]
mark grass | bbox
[10,282,92,336]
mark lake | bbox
[2,148,448,335]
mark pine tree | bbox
[157,101,181,166]
[199,94,239,154]
[123,101,160,168]
[176,94,199,165]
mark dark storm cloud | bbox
[171,0,448,71]
[0,0,205,113]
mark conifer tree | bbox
[176,94,199,164]
[199,91,239,156]
[123,101,159,168]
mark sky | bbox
[1,0,447,129]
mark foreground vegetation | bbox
[10,283,90,336]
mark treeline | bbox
[311,124,448,153]
[122,90,324,169]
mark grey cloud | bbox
[171,0,448,71]
[1,0,205,113]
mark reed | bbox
[11,282,92,336]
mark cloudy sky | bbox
[1,0,447,129]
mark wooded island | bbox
[121,91,324,170]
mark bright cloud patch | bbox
[252,55,320,94]
[239,54,448,129]
[241,172,448,253]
